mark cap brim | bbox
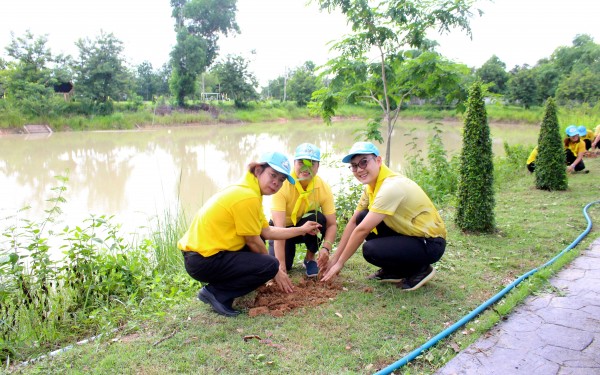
[269,164,295,184]
[341,153,355,163]
[295,154,320,161]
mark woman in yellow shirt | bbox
[178,151,321,317]
[321,142,446,291]
[564,125,586,173]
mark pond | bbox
[1,119,537,234]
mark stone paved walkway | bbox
[435,238,600,375]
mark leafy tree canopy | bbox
[311,0,478,164]
[211,54,258,107]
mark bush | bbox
[455,81,496,233]
[535,98,568,191]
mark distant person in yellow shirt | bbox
[178,151,321,317]
[321,142,446,291]
[590,124,600,150]
[564,125,587,173]
[269,143,337,282]
[577,125,594,150]
[526,147,538,173]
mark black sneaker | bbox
[366,269,404,283]
[400,266,436,291]
[198,287,240,317]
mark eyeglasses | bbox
[348,157,373,171]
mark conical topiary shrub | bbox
[535,98,568,191]
[455,81,495,233]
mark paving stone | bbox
[435,239,600,375]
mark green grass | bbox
[14,155,599,374]
[4,100,600,132]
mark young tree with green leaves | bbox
[3,31,77,117]
[74,31,129,110]
[211,55,258,107]
[311,0,477,165]
[476,55,508,94]
[535,97,568,191]
[506,65,539,108]
[455,81,495,233]
[287,61,321,106]
[169,0,239,106]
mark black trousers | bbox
[267,211,327,271]
[356,210,445,277]
[565,149,585,171]
[182,247,279,307]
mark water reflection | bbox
[1,119,537,232]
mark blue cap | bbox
[259,152,295,184]
[577,126,587,137]
[566,125,579,137]
[294,143,321,161]
[342,142,380,163]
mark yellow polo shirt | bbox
[271,175,335,226]
[581,130,594,142]
[178,171,268,257]
[564,139,586,157]
[357,174,447,239]
[527,147,538,164]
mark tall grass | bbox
[0,175,195,363]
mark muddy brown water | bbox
[1,119,537,234]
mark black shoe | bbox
[198,287,240,317]
[366,269,404,283]
[400,266,436,291]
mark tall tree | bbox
[535,97,567,191]
[263,76,286,101]
[506,65,538,108]
[134,61,157,101]
[476,55,508,94]
[287,61,320,106]
[555,69,600,105]
[455,81,495,233]
[311,0,477,164]
[74,31,129,106]
[169,0,239,106]
[211,55,258,107]
[3,30,56,115]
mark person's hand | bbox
[567,165,574,173]
[321,262,342,282]
[273,269,293,293]
[300,221,322,236]
[317,250,330,275]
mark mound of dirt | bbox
[237,278,344,317]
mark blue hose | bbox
[374,200,599,375]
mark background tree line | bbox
[0,0,599,118]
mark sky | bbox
[1,0,599,86]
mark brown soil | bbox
[236,278,345,317]
[583,150,600,158]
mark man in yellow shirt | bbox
[178,151,321,317]
[578,126,594,150]
[270,143,337,280]
[321,142,446,291]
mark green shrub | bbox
[535,98,568,191]
[404,125,458,206]
[455,81,496,233]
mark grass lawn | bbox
[16,156,599,375]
